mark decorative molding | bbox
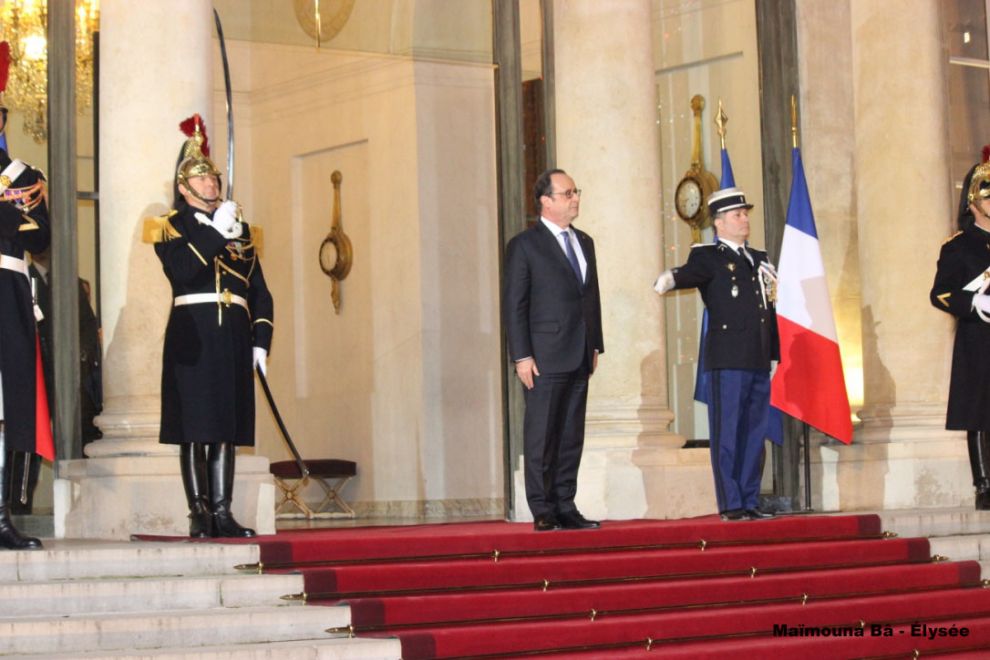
[351,498,503,520]
[242,49,493,127]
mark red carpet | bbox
[142,514,990,657]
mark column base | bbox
[513,400,718,521]
[54,453,276,540]
[811,406,970,511]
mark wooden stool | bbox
[270,459,357,519]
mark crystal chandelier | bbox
[0,0,99,144]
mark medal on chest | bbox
[225,238,253,263]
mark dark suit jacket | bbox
[671,241,779,371]
[503,221,604,374]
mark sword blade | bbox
[213,8,235,200]
[256,367,309,479]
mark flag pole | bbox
[803,424,813,511]
[791,93,814,512]
[790,94,798,149]
[715,98,727,150]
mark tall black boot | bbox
[966,431,990,511]
[180,444,212,538]
[208,443,255,538]
[0,430,42,550]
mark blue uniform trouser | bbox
[707,368,770,512]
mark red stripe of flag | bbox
[771,316,853,444]
[35,334,54,460]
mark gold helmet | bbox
[968,145,990,206]
[175,114,221,192]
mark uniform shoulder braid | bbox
[943,230,963,246]
[142,210,181,244]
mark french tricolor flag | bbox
[770,147,853,444]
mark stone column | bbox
[516,0,711,520]
[836,0,968,509]
[54,0,274,538]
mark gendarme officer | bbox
[0,49,49,550]
[654,187,779,521]
[149,115,273,538]
[930,148,990,510]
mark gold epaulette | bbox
[943,230,963,246]
[248,225,263,258]
[142,210,181,244]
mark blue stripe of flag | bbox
[786,147,818,238]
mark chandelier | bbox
[0,0,99,144]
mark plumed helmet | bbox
[966,145,990,208]
[0,41,10,111]
[175,114,221,190]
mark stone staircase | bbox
[0,539,400,659]
[877,507,990,574]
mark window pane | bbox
[943,0,989,60]
[948,63,990,185]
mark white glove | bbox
[974,293,990,314]
[253,347,268,376]
[653,270,675,294]
[211,200,242,239]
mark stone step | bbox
[0,572,304,617]
[0,540,258,582]
[0,605,352,656]
[7,637,402,659]
[927,534,990,563]
[876,507,990,538]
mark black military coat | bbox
[0,150,50,453]
[931,224,990,430]
[154,205,273,445]
[671,241,779,371]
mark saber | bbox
[213,8,235,200]
[256,367,309,479]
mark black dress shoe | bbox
[533,515,562,532]
[558,511,600,529]
[720,509,748,521]
[745,508,774,520]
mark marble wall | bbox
[222,41,504,516]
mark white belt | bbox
[174,291,248,311]
[0,255,29,277]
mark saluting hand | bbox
[516,358,539,390]
[653,270,674,294]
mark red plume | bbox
[0,41,11,94]
[982,144,990,164]
[178,114,210,157]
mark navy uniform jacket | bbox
[154,205,273,445]
[0,150,50,453]
[930,224,990,430]
[671,241,779,371]
[503,222,604,374]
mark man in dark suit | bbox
[654,187,779,521]
[503,168,604,531]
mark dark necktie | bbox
[562,230,583,284]
[737,246,753,268]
